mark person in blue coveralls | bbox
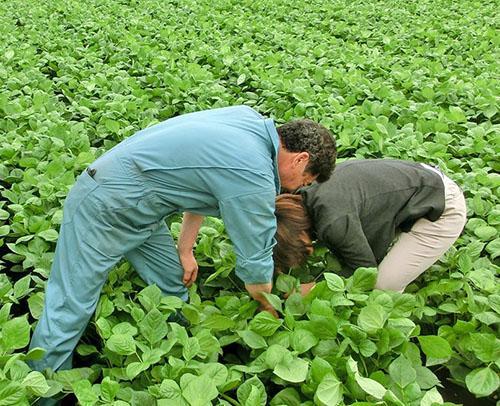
[29,105,337,379]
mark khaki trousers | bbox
[375,170,467,292]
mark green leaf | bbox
[112,322,137,336]
[27,292,44,319]
[348,267,377,292]
[201,313,235,330]
[159,379,182,400]
[270,387,301,406]
[126,361,149,380]
[355,374,387,399]
[418,336,452,360]
[72,379,98,406]
[22,371,50,396]
[274,356,309,383]
[182,337,201,360]
[37,229,59,242]
[291,328,318,353]
[105,334,136,355]
[181,374,219,406]
[465,367,499,397]
[388,355,416,388]
[310,356,334,385]
[100,377,120,402]
[138,284,162,311]
[1,315,30,349]
[474,226,497,241]
[324,273,344,291]
[198,363,228,387]
[0,382,25,405]
[420,387,443,406]
[138,308,168,344]
[486,238,500,259]
[469,333,500,363]
[249,311,283,336]
[237,376,266,406]
[262,292,283,313]
[315,373,342,406]
[357,304,387,334]
[237,330,267,349]
[415,366,440,390]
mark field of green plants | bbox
[0,0,499,404]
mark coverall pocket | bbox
[62,171,99,225]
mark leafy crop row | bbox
[0,0,498,404]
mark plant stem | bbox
[220,393,240,406]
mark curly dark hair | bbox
[277,119,336,182]
[273,193,312,273]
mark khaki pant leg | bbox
[375,175,467,292]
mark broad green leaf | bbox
[237,330,267,349]
[274,356,309,383]
[182,337,201,360]
[465,367,499,397]
[72,379,98,406]
[418,336,452,359]
[138,284,162,311]
[355,374,387,399]
[138,308,168,344]
[324,273,344,291]
[198,363,228,387]
[388,355,416,388]
[270,387,301,406]
[315,373,342,406]
[37,229,59,241]
[112,322,137,336]
[357,304,387,334]
[100,377,120,402]
[0,381,25,405]
[201,313,235,330]
[1,315,30,349]
[159,379,182,400]
[469,333,500,363]
[291,328,318,353]
[237,376,266,406]
[261,292,283,313]
[126,361,149,380]
[22,371,50,396]
[420,387,443,406]
[310,356,334,384]
[249,311,283,336]
[105,334,136,355]
[348,267,377,292]
[415,366,440,390]
[181,374,218,406]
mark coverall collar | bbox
[264,118,281,194]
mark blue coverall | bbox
[29,105,280,373]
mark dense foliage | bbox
[0,0,498,404]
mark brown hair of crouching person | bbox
[273,193,313,275]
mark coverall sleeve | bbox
[320,214,377,270]
[219,190,277,284]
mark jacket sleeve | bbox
[320,214,377,270]
[218,190,277,284]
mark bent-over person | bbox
[274,159,466,293]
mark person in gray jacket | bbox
[274,159,467,292]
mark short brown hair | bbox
[274,193,313,272]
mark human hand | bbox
[283,281,316,298]
[180,251,198,287]
[299,282,316,296]
[245,283,279,318]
